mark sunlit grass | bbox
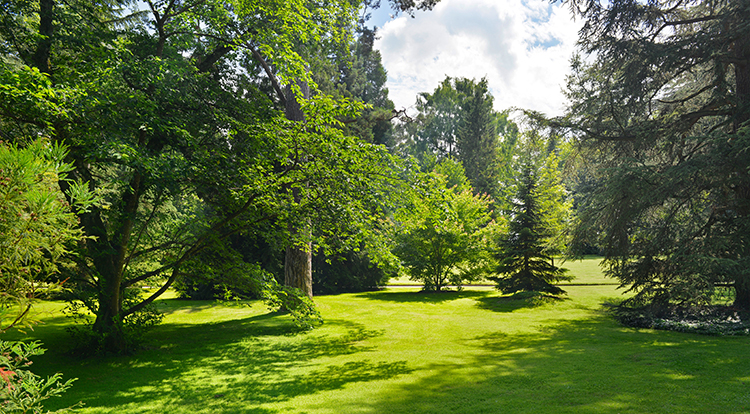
[388,255,613,286]
[4,257,749,413]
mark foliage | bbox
[490,162,572,296]
[312,27,396,146]
[0,138,91,410]
[63,289,165,356]
[0,138,95,332]
[558,0,750,309]
[393,159,495,291]
[608,303,750,336]
[0,340,79,414]
[173,239,266,301]
[0,0,414,352]
[312,248,394,295]
[396,76,518,200]
[171,237,322,329]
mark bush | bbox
[63,288,164,355]
[173,241,264,300]
[313,249,393,295]
[609,303,750,336]
[0,340,80,413]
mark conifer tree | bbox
[559,0,750,309]
[490,164,572,295]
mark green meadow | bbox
[6,257,750,413]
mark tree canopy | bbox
[559,0,750,309]
[396,76,518,200]
[0,0,429,353]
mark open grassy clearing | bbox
[388,255,615,286]
[5,258,750,414]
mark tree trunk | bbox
[32,0,53,74]
[285,241,313,298]
[283,80,313,299]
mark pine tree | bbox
[490,164,571,295]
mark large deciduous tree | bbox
[0,0,425,353]
[560,0,750,308]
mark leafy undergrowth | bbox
[611,305,750,336]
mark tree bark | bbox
[283,80,313,299]
[32,0,54,74]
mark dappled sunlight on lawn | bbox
[16,285,750,414]
[349,316,750,414]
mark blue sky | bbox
[368,0,582,118]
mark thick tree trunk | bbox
[285,242,313,298]
[283,80,313,299]
[32,0,53,74]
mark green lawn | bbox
[5,257,750,413]
[388,255,615,286]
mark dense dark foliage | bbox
[312,250,393,295]
[560,0,750,309]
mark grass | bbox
[388,255,615,286]
[4,257,750,413]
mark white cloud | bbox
[374,0,582,118]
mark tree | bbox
[396,76,518,199]
[0,138,91,412]
[312,27,396,146]
[393,159,495,291]
[0,0,421,353]
[455,78,502,198]
[0,138,94,332]
[558,0,750,309]
[490,162,572,296]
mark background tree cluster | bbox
[392,79,573,294]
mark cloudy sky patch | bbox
[371,0,581,117]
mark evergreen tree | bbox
[490,164,572,295]
[456,78,501,198]
[559,0,750,309]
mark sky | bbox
[367,0,583,118]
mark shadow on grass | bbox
[475,292,570,313]
[155,298,222,315]
[354,289,493,304]
[34,313,410,414]
[352,315,750,414]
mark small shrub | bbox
[0,340,80,413]
[609,303,750,336]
